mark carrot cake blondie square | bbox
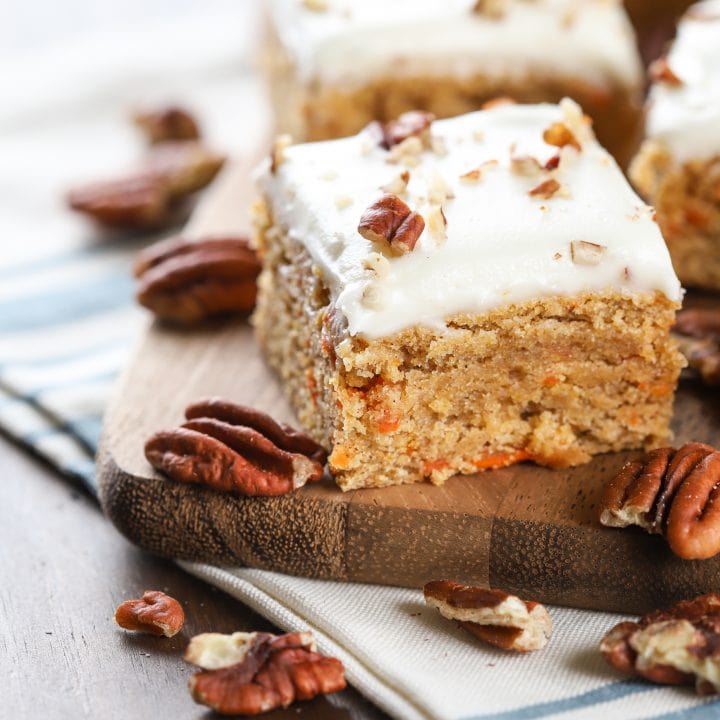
[265,0,644,167]
[630,1,720,290]
[253,99,684,491]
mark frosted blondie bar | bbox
[254,100,684,490]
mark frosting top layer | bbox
[259,100,681,340]
[646,0,720,162]
[269,0,641,89]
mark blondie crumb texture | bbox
[254,213,683,490]
[631,144,720,290]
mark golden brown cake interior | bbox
[254,203,684,491]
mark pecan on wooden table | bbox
[184,629,346,715]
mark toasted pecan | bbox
[145,400,326,497]
[599,443,720,559]
[424,580,551,652]
[600,594,720,694]
[186,630,346,715]
[134,236,260,324]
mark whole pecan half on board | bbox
[184,630,346,715]
[600,593,720,695]
[599,442,720,559]
[424,580,552,652]
[145,400,327,497]
[134,236,260,324]
[672,308,720,386]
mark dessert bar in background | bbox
[265,0,644,166]
[631,0,720,290]
[253,99,684,491]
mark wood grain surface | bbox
[1,434,385,720]
[98,158,720,616]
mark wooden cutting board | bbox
[98,157,720,616]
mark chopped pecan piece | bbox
[358,194,425,256]
[424,580,552,652]
[185,630,346,715]
[649,56,683,87]
[570,240,606,266]
[134,236,260,324]
[600,594,720,694]
[145,399,326,497]
[599,443,720,559]
[472,0,505,19]
[133,106,200,143]
[382,111,434,150]
[528,178,560,199]
[673,308,720,386]
[115,590,185,637]
[543,122,581,152]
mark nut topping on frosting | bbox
[382,111,434,150]
[649,56,683,87]
[358,194,425,256]
[472,0,505,19]
[543,122,581,152]
[529,178,561,199]
[570,240,606,266]
[270,134,293,174]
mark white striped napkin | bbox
[2,2,718,718]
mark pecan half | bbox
[144,400,326,496]
[358,194,425,256]
[67,175,173,230]
[649,56,683,87]
[424,580,552,652]
[133,106,200,143]
[115,590,185,637]
[67,142,225,230]
[144,141,225,197]
[134,236,260,324]
[600,594,720,694]
[599,443,720,559]
[185,630,346,715]
[542,122,581,152]
[673,308,720,386]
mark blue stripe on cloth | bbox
[0,271,133,332]
[651,700,720,719]
[23,414,103,451]
[463,681,650,719]
[19,367,118,397]
[0,336,130,369]
[64,458,98,495]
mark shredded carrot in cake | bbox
[471,450,532,470]
[377,411,400,434]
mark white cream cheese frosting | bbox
[268,0,642,90]
[645,0,720,162]
[258,100,681,340]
